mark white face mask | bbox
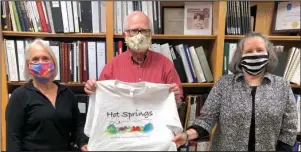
[125,33,152,52]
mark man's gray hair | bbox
[24,38,58,81]
[123,11,153,32]
[229,32,278,74]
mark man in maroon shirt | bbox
[84,11,183,102]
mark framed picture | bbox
[271,1,301,33]
[162,6,185,34]
[183,2,213,35]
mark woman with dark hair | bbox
[193,13,205,29]
[173,32,298,151]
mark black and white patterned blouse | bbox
[194,72,298,151]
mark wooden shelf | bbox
[7,82,85,86]
[4,32,298,40]
[7,82,215,87]
[268,36,301,41]
[181,83,215,87]
[114,34,217,39]
[224,35,244,40]
[291,84,301,88]
[2,31,107,38]
[8,82,300,88]
[225,35,301,41]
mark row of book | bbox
[223,42,300,85]
[152,43,214,83]
[4,38,214,84]
[114,1,162,34]
[281,47,300,85]
[1,1,106,33]
[225,1,252,35]
[114,1,213,35]
[4,39,107,83]
[4,37,300,86]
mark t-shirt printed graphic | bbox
[84,80,183,151]
[105,112,154,135]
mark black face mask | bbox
[240,52,269,76]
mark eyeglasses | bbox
[126,29,151,36]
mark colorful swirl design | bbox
[106,122,154,135]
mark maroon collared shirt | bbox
[99,50,183,100]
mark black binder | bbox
[50,1,64,33]
[80,1,93,33]
[173,48,188,83]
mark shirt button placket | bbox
[138,65,142,81]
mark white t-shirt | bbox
[84,80,183,151]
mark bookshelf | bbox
[6,82,218,88]
[6,81,301,89]
[225,35,301,41]
[1,21,8,151]
[1,1,300,151]
[2,31,107,38]
[114,34,218,39]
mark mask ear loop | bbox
[239,58,243,70]
[265,52,270,72]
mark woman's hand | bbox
[81,144,88,151]
[172,132,188,148]
[172,129,199,148]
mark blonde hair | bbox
[24,39,58,81]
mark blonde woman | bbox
[6,39,88,151]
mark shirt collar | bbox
[24,79,67,92]
[234,72,273,84]
[127,50,151,65]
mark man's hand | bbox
[81,144,88,151]
[84,78,97,95]
[169,83,181,102]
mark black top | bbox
[189,86,293,151]
[248,86,257,151]
[6,80,88,151]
